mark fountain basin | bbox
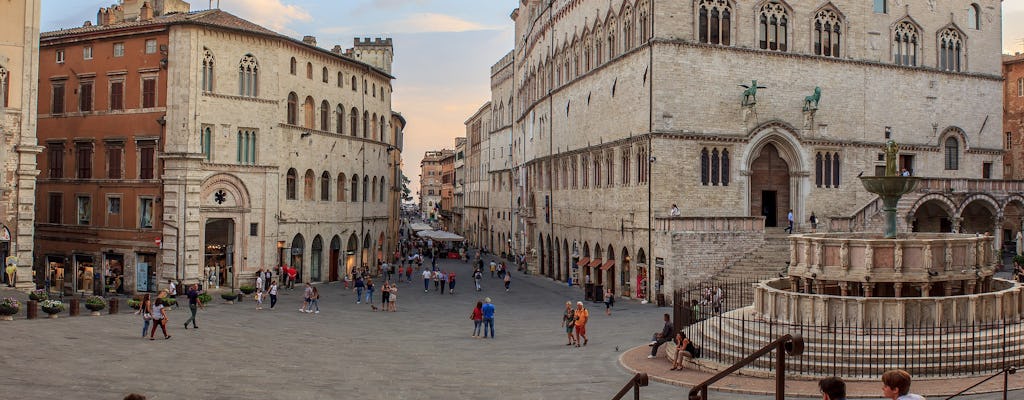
[859,176,920,197]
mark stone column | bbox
[862,282,875,297]
[952,217,962,233]
[920,282,931,298]
[839,281,849,296]
[894,282,903,298]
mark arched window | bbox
[622,14,633,51]
[351,174,359,202]
[813,8,842,57]
[337,173,346,202]
[303,96,315,128]
[320,100,330,131]
[304,169,315,201]
[201,126,212,161]
[238,54,258,97]
[638,6,649,42]
[700,147,730,186]
[938,28,964,72]
[380,116,386,142]
[362,176,369,202]
[815,153,823,186]
[758,2,788,51]
[201,49,214,92]
[363,110,369,138]
[944,137,959,170]
[320,171,330,201]
[371,113,378,140]
[306,62,313,79]
[581,154,590,188]
[336,104,344,134]
[286,92,297,125]
[967,4,980,30]
[893,21,919,66]
[721,149,730,185]
[831,153,839,187]
[814,151,841,188]
[351,76,357,91]
[636,147,647,184]
[337,71,343,87]
[700,148,709,185]
[350,107,359,136]
[711,148,720,185]
[371,176,378,202]
[824,153,832,187]
[289,57,296,75]
[379,177,386,202]
[621,146,631,186]
[286,168,297,199]
[698,0,732,45]
[322,67,328,83]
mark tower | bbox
[349,38,394,75]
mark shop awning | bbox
[416,230,465,242]
[409,223,434,232]
[599,260,615,271]
[576,257,590,267]
[588,258,603,268]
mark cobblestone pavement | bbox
[0,254,1019,399]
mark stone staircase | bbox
[684,307,1024,379]
[711,230,791,282]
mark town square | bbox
[2,0,1024,399]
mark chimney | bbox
[140,1,154,21]
[83,20,93,27]
[302,35,317,47]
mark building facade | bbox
[467,0,1004,300]
[418,149,451,221]
[463,102,491,249]
[1005,54,1024,179]
[36,1,401,294]
[452,137,466,236]
[0,0,42,289]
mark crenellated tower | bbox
[345,37,394,75]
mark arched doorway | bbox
[204,219,234,289]
[911,196,956,232]
[538,232,546,276]
[345,234,358,278]
[636,248,647,300]
[329,235,341,282]
[291,233,305,283]
[605,247,616,294]
[362,232,371,270]
[546,235,554,279]
[959,197,999,235]
[620,248,630,297]
[311,235,323,282]
[554,236,561,281]
[582,242,591,283]
[1005,198,1024,255]
[563,239,570,283]
[377,232,385,263]
[593,243,604,285]
[749,143,791,227]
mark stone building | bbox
[35,1,401,293]
[467,0,1004,301]
[0,0,42,289]
[453,137,466,236]
[1005,54,1024,179]
[418,150,451,220]
[464,102,491,248]
[439,150,455,230]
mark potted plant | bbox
[84,296,106,315]
[126,299,141,310]
[239,285,256,295]
[0,297,20,320]
[162,297,177,307]
[28,289,48,302]
[40,300,65,318]
[221,292,237,303]
[198,293,212,305]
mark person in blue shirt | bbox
[481,297,496,339]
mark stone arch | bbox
[743,121,805,171]
[956,193,1001,218]
[200,173,252,209]
[909,193,957,219]
[743,122,804,227]
[909,193,957,233]
[605,246,616,293]
[621,247,631,297]
[938,126,970,150]
[546,235,554,279]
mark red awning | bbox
[576,257,590,267]
[588,258,603,268]
[599,260,615,271]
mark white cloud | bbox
[222,0,312,33]
[379,13,502,34]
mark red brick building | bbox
[1005,54,1024,179]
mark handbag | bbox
[143,312,153,321]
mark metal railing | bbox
[687,334,804,400]
[943,366,1017,400]
[610,372,648,400]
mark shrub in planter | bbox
[161,297,177,307]
[127,299,141,309]
[40,299,65,315]
[198,293,213,304]
[221,292,238,301]
[28,289,48,302]
[0,297,21,317]
[239,285,256,295]
[85,296,106,311]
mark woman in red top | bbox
[471,301,483,338]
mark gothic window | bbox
[758,2,788,51]
[337,71,343,87]
[363,111,369,138]
[336,105,344,134]
[304,169,315,201]
[306,62,313,79]
[287,92,297,124]
[201,49,214,92]
[700,148,709,185]
[363,176,369,202]
[701,147,730,186]
[371,177,377,202]
[380,116,386,142]
[337,173,346,202]
[201,126,212,161]
[320,100,330,131]
[571,156,578,189]
[967,4,980,30]
[944,137,959,170]
[321,171,331,201]
[303,96,315,128]
[710,149,720,185]
[0,65,7,107]
[289,57,297,75]
[593,154,602,188]
[814,151,841,187]
[581,154,590,188]
[621,147,631,186]
[721,149,730,185]
[350,107,359,136]
[351,174,359,202]
[637,147,648,184]
[698,0,732,46]
[380,177,386,202]
[286,168,297,200]
[622,13,633,50]
[638,0,650,41]
[351,76,358,91]
[606,151,614,186]
[322,67,328,83]
[238,54,258,97]
[893,21,919,66]
[938,28,964,72]
[813,9,842,57]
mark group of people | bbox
[134,283,205,340]
[817,370,925,400]
[469,297,496,338]
[561,301,590,347]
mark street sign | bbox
[155,238,162,248]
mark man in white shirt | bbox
[422,269,432,292]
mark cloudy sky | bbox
[40,0,1023,197]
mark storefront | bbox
[73,254,97,294]
[135,253,157,293]
[290,234,304,283]
[103,252,125,294]
[46,255,66,295]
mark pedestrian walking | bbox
[306,286,320,314]
[355,274,365,303]
[448,271,456,294]
[573,301,589,347]
[438,270,448,295]
[471,301,484,338]
[269,280,279,309]
[473,269,483,291]
[382,282,391,310]
[255,283,264,310]
[388,283,397,312]
[489,261,496,278]
[183,284,203,329]
[365,278,375,306]
[287,266,297,290]
[264,269,272,291]
[135,294,152,339]
[422,268,431,292]
[604,288,614,316]
[562,301,576,346]
[785,209,794,234]
[405,265,412,282]
[397,266,404,283]
[503,271,511,292]
[300,282,313,312]
[149,298,171,340]
[482,297,495,338]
